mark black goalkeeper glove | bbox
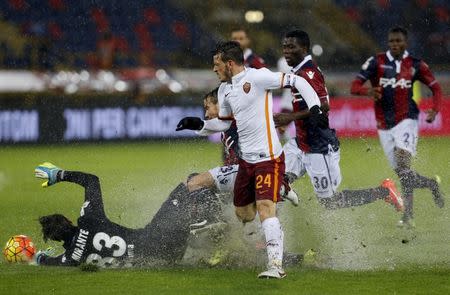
[309,105,329,129]
[176,117,204,131]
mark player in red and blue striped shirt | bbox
[351,26,444,227]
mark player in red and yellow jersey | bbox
[177,41,321,279]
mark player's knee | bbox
[237,215,255,224]
[235,207,256,223]
[235,213,254,223]
[186,181,198,192]
[186,172,199,183]
[394,148,412,169]
[186,172,215,193]
[394,161,409,174]
[396,168,415,186]
[186,174,202,192]
[256,200,276,220]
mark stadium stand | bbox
[0,0,448,70]
[0,0,217,69]
[335,0,450,64]
[172,0,449,68]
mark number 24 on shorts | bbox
[256,174,272,189]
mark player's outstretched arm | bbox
[176,117,231,135]
[34,162,63,187]
[35,163,106,217]
[176,117,204,131]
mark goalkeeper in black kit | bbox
[33,162,222,267]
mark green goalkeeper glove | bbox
[34,162,62,187]
[30,247,55,266]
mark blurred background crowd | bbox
[0,0,448,96]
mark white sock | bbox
[261,217,284,268]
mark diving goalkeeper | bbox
[33,162,222,267]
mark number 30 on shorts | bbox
[256,174,272,189]
[313,176,329,190]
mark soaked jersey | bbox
[39,190,143,267]
[354,50,442,129]
[218,67,284,164]
[38,179,202,267]
[202,68,320,162]
[290,55,339,153]
[222,49,260,165]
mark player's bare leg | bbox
[256,199,286,279]
[186,172,215,192]
[235,203,264,256]
[235,203,257,223]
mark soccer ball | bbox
[3,235,36,263]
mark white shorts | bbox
[208,164,239,194]
[377,119,418,169]
[284,138,342,199]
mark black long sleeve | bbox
[60,171,106,218]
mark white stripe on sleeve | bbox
[291,76,321,109]
[196,118,231,136]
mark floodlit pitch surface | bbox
[0,138,449,294]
